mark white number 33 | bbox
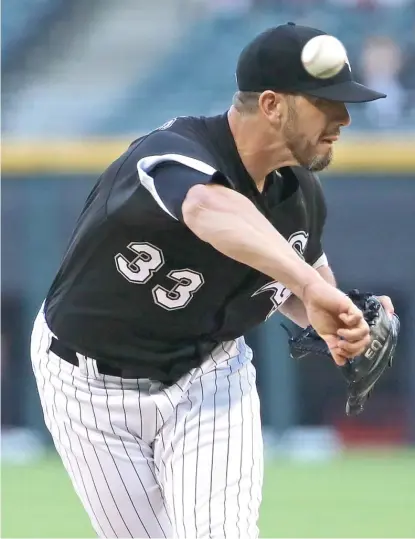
[114,242,204,311]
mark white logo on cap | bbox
[345,55,351,71]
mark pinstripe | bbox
[91,359,98,378]
[37,347,63,452]
[74,382,118,537]
[47,354,63,447]
[85,373,138,538]
[242,341,255,535]
[46,357,105,535]
[155,397,176,530]
[194,373,204,536]
[62,365,76,455]
[52,362,85,502]
[221,343,233,537]
[155,405,169,485]
[37,325,51,430]
[53,360,70,450]
[102,375,150,532]
[40,354,48,403]
[58,442,105,536]
[137,379,143,439]
[184,390,195,537]
[181,398,188,539]
[58,374,72,450]
[39,355,62,446]
[158,385,176,494]
[153,387,178,527]
[67,364,109,536]
[120,377,171,529]
[236,343,244,539]
[208,353,218,537]
[102,374,166,537]
[248,374,256,532]
[33,311,263,538]
[60,364,104,536]
[160,387,175,409]
[33,315,173,537]
[35,317,45,357]
[153,409,161,474]
[170,404,180,536]
[33,327,105,537]
[37,331,56,438]
[155,400,158,441]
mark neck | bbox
[227,107,297,191]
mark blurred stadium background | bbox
[2,0,415,537]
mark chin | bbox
[308,149,333,172]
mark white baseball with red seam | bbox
[301,35,348,79]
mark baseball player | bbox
[31,23,394,538]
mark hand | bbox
[302,281,371,366]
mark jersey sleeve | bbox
[137,155,232,221]
[107,129,234,224]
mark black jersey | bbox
[45,113,327,382]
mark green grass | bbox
[2,449,415,538]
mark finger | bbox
[330,349,348,366]
[339,311,364,327]
[324,334,341,349]
[339,313,370,337]
[337,325,370,342]
[323,336,348,366]
[377,295,394,318]
[337,336,371,357]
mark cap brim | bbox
[304,81,386,103]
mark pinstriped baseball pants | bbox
[31,308,263,538]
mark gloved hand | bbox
[284,290,400,416]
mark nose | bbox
[339,102,351,127]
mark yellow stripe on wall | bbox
[2,140,129,174]
[2,138,415,174]
[332,139,415,173]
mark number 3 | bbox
[115,242,204,311]
[115,243,164,283]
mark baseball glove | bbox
[283,290,400,416]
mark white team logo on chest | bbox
[252,231,309,320]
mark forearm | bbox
[182,184,324,300]
[278,295,310,328]
[279,264,336,327]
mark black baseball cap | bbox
[236,23,386,103]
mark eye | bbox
[307,96,329,109]
[315,98,331,108]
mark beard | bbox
[307,148,333,172]
[283,105,333,172]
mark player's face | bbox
[282,94,350,171]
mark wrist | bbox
[293,268,326,302]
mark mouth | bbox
[321,134,340,143]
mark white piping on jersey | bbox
[137,154,217,220]
[312,252,328,269]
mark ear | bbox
[258,91,284,124]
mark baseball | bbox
[301,35,348,79]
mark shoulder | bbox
[127,116,216,167]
